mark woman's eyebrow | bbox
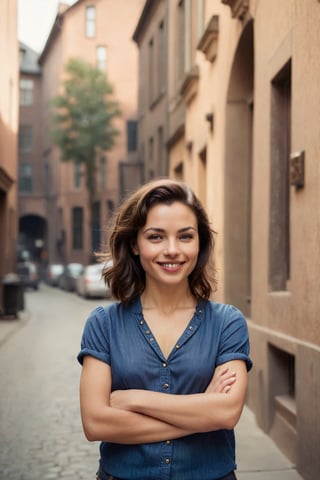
[143,226,197,233]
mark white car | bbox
[76,263,111,299]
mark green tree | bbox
[51,58,121,252]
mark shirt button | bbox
[140,320,144,325]
[162,362,167,368]
[189,326,193,330]
[175,344,180,349]
[150,337,154,342]
[145,329,150,334]
[165,458,171,464]
[166,440,171,445]
[163,383,169,389]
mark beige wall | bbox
[163,0,320,478]
[0,0,19,290]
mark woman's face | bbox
[133,201,199,289]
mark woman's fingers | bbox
[206,368,237,393]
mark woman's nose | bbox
[164,239,180,255]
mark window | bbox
[158,20,166,95]
[176,0,186,84]
[85,6,96,37]
[73,162,82,189]
[20,79,34,106]
[19,164,33,193]
[19,125,33,152]
[157,126,163,170]
[269,61,291,291]
[149,137,154,168]
[99,156,106,188]
[139,53,145,113]
[92,201,101,251]
[96,46,107,71]
[107,199,114,219]
[198,147,207,206]
[174,162,184,181]
[72,207,83,250]
[268,345,296,442]
[148,38,154,104]
[127,120,137,152]
[184,0,191,73]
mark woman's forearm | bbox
[110,362,247,432]
[82,404,193,444]
[111,390,237,432]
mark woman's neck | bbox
[141,284,196,314]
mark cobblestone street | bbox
[0,285,109,480]
[0,284,305,480]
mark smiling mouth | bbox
[158,262,184,269]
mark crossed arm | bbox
[80,356,248,444]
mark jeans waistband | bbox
[96,471,237,480]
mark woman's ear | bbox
[131,242,139,255]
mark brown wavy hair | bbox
[102,178,217,304]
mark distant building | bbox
[18,42,45,264]
[30,0,145,266]
[134,1,320,479]
[133,0,169,181]
[0,0,19,307]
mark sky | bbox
[18,0,77,53]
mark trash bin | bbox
[2,273,25,317]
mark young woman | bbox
[78,179,252,480]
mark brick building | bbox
[18,0,144,267]
[0,0,19,308]
[18,42,45,263]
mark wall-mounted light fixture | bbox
[290,150,305,189]
[205,112,214,132]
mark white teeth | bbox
[162,263,180,268]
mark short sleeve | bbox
[216,305,253,371]
[77,305,111,365]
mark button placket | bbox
[168,306,204,357]
[160,438,173,480]
[137,314,165,359]
[160,357,171,392]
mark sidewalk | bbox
[0,313,304,480]
[235,405,303,479]
[0,312,29,347]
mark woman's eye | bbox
[148,234,162,241]
[179,234,194,241]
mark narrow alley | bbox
[0,285,303,480]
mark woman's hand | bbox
[205,366,236,394]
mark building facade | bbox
[0,0,19,308]
[32,0,144,266]
[133,0,169,181]
[18,43,45,264]
[134,1,320,479]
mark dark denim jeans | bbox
[96,471,237,480]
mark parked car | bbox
[76,263,111,299]
[58,263,84,291]
[16,262,39,290]
[45,263,64,287]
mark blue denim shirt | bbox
[78,297,252,480]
